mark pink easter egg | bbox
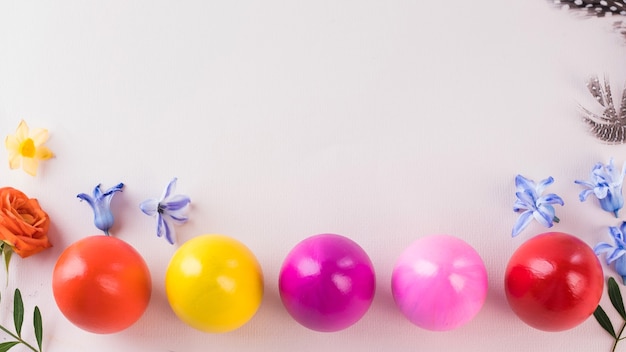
[279,234,376,332]
[391,235,488,331]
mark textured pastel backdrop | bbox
[2,1,626,351]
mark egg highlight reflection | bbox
[279,234,376,332]
[391,235,488,331]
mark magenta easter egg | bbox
[391,235,488,331]
[279,234,376,332]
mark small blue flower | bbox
[140,178,190,245]
[575,158,626,217]
[512,175,564,237]
[594,221,626,285]
[77,183,124,235]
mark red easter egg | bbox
[505,232,603,331]
[52,236,152,334]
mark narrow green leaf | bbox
[608,277,626,320]
[33,306,42,352]
[0,341,19,352]
[13,289,23,338]
[3,250,11,275]
[2,244,11,278]
[595,305,617,338]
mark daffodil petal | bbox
[8,152,21,170]
[35,145,54,160]
[15,120,29,141]
[21,157,38,176]
[29,128,49,146]
[5,135,19,151]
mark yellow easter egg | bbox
[165,234,264,333]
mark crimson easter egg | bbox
[505,232,603,331]
[279,234,376,332]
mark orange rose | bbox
[0,187,51,258]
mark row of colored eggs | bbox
[50,232,604,334]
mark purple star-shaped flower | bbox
[140,178,190,244]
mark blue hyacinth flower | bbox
[575,158,626,217]
[595,221,626,285]
[77,183,124,235]
[512,175,564,237]
[140,178,190,245]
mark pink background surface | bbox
[2,1,626,351]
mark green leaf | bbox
[2,244,12,278]
[13,289,23,338]
[595,305,617,338]
[33,306,42,352]
[608,277,626,320]
[0,342,19,352]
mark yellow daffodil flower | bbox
[5,120,54,176]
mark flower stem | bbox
[553,216,560,223]
[613,321,626,352]
[0,324,39,352]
